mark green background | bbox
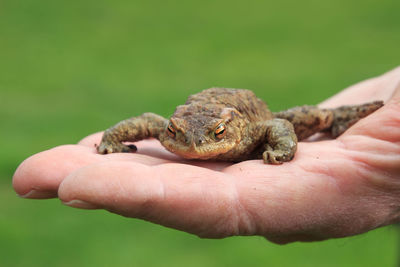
[1,0,399,266]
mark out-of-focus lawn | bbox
[1,0,399,266]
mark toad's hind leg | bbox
[273,106,333,140]
[273,101,383,140]
[327,101,384,137]
[97,113,167,154]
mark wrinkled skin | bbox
[96,88,383,164]
[13,67,400,243]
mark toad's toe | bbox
[97,141,136,154]
[262,146,294,165]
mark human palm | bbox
[13,67,400,243]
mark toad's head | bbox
[159,105,244,160]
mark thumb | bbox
[58,161,245,238]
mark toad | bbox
[97,88,383,164]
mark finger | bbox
[13,145,101,198]
[389,81,400,103]
[58,161,247,238]
[320,66,400,108]
[13,145,173,199]
[78,132,103,146]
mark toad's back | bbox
[184,87,273,121]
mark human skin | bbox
[13,67,400,244]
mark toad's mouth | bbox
[161,140,237,160]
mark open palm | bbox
[13,67,400,243]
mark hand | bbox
[13,67,400,244]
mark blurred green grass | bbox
[1,0,399,266]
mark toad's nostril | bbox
[185,135,192,144]
[196,136,205,145]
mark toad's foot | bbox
[260,118,298,164]
[97,113,167,154]
[97,141,137,154]
[262,144,294,164]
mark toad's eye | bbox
[214,123,226,139]
[167,122,176,138]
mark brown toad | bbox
[97,88,383,164]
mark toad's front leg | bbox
[97,113,167,154]
[261,119,298,164]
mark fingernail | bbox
[18,190,57,199]
[62,199,99,209]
